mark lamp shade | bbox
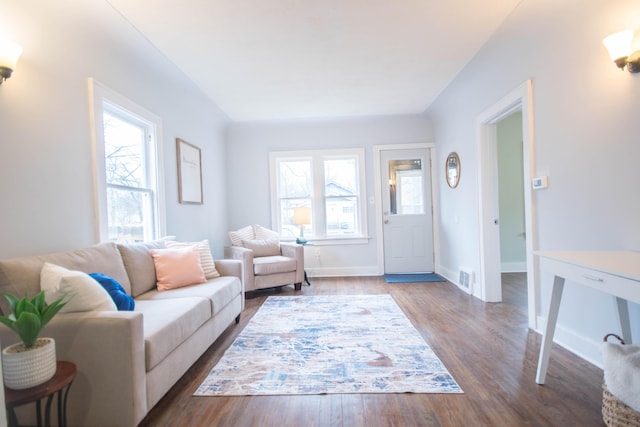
[0,37,22,71]
[603,30,633,61]
[293,207,311,225]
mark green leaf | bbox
[40,296,68,326]
[12,312,41,348]
[32,292,46,313]
[5,294,19,314]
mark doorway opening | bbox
[476,80,538,329]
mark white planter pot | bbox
[2,338,57,390]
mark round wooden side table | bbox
[4,361,76,427]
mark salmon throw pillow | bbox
[150,246,206,291]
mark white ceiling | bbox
[106,0,521,122]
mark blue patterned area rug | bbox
[194,294,462,396]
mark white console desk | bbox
[535,250,640,384]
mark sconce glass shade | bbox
[603,30,633,65]
[0,37,22,82]
[293,207,311,225]
[0,38,22,69]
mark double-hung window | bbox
[90,79,165,243]
[270,148,367,241]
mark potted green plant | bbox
[0,291,68,389]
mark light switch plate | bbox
[532,176,548,190]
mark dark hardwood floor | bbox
[139,274,605,427]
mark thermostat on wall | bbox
[532,176,548,190]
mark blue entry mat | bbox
[384,273,446,283]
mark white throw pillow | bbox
[254,224,279,240]
[242,238,281,257]
[40,263,117,313]
[166,239,220,279]
[229,225,255,246]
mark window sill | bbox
[284,236,370,246]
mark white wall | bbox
[427,0,640,365]
[226,115,433,275]
[0,0,231,258]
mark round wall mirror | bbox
[446,152,460,188]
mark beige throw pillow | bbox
[229,225,255,247]
[40,263,117,313]
[242,238,281,257]
[254,224,279,240]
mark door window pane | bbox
[389,159,424,215]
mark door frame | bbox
[476,80,537,329]
[373,142,438,275]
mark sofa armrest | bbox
[0,311,147,427]
[214,258,242,279]
[224,246,255,291]
[281,242,305,284]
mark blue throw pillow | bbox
[89,273,135,311]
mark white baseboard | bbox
[535,316,603,368]
[436,265,472,295]
[305,266,379,277]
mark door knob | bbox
[494,219,499,225]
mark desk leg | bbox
[536,275,565,385]
[616,297,633,344]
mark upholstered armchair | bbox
[224,225,304,295]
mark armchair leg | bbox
[294,283,302,291]
[235,314,241,324]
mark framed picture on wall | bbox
[176,138,203,204]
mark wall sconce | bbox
[293,207,311,244]
[0,36,23,85]
[603,30,640,73]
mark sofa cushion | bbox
[253,256,297,275]
[117,239,167,298]
[89,273,135,311]
[135,297,210,371]
[136,276,241,316]
[0,242,130,315]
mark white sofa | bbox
[0,240,243,427]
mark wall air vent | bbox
[459,268,474,293]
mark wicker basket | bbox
[603,383,640,427]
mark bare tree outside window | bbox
[103,110,154,243]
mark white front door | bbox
[381,148,434,273]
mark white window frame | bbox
[269,148,368,244]
[88,78,166,243]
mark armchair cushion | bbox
[253,256,297,275]
[242,238,281,257]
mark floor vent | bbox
[459,268,473,290]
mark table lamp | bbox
[293,207,311,244]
